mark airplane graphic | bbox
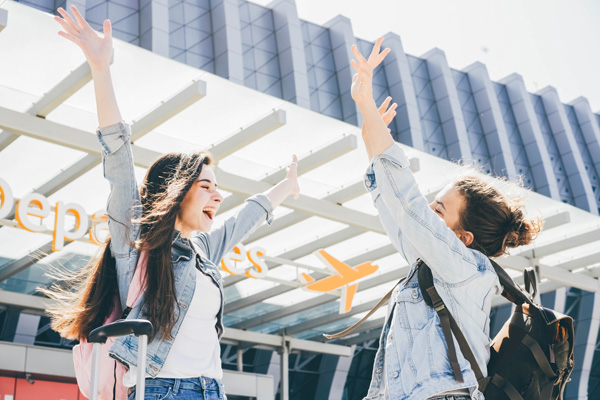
[299,249,378,314]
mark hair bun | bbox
[503,208,541,249]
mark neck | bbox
[173,221,192,239]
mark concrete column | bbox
[268,0,310,108]
[323,15,360,126]
[139,0,170,57]
[267,351,281,397]
[498,73,560,200]
[211,0,245,84]
[463,62,518,180]
[237,347,244,371]
[328,352,354,400]
[280,339,290,400]
[421,48,472,163]
[13,313,40,345]
[565,291,600,400]
[381,32,424,150]
[537,87,597,214]
[570,97,600,212]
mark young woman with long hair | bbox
[45,6,299,399]
[350,39,541,400]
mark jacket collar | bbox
[171,230,194,258]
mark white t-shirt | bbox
[124,268,222,386]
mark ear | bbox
[458,230,474,247]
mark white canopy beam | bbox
[208,109,286,159]
[130,80,207,142]
[215,168,384,233]
[218,134,358,213]
[499,255,599,293]
[0,61,94,151]
[515,225,600,259]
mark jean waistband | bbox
[145,376,223,393]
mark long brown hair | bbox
[43,151,212,342]
[453,176,541,257]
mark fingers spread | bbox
[71,5,92,30]
[57,30,81,45]
[378,96,392,113]
[368,37,384,62]
[351,44,367,65]
[57,7,80,33]
[350,59,360,73]
[374,48,391,68]
[55,16,79,36]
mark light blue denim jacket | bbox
[95,122,274,376]
[364,144,501,400]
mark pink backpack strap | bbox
[124,250,148,313]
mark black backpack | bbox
[417,259,575,400]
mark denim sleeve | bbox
[365,143,478,284]
[97,122,140,258]
[193,193,274,265]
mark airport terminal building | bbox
[0,1,599,399]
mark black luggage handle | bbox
[89,319,153,344]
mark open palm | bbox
[55,6,112,70]
[350,38,390,105]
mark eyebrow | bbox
[198,178,218,187]
[436,200,446,211]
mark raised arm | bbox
[194,157,300,264]
[362,97,397,160]
[56,7,121,127]
[353,40,478,283]
[56,7,139,256]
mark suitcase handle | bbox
[89,319,153,344]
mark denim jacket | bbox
[95,122,274,376]
[363,144,501,400]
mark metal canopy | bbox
[0,2,599,358]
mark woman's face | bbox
[176,166,223,235]
[429,184,473,246]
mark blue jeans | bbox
[428,396,470,400]
[127,377,227,400]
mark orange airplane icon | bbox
[300,249,378,313]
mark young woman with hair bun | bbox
[45,6,299,400]
[350,39,541,400]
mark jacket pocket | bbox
[395,286,433,330]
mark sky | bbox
[253,0,600,111]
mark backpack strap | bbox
[523,267,538,299]
[323,277,406,340]
[487,259,534,306]
[417,263,484,382]
[121,250,149,319]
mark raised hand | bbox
[350,38,390,105]
[286,155,300,200]
[55,6,112,71]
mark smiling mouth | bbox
[203,208,215,220]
